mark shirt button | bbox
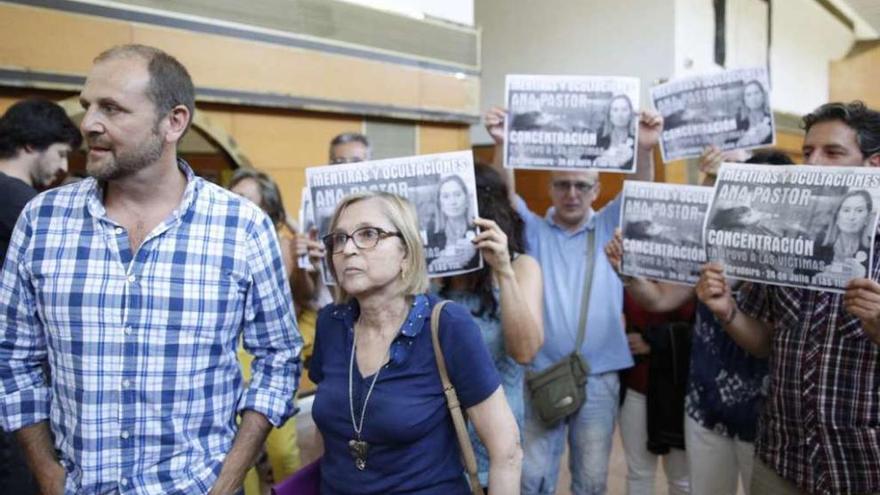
[121,478,129,487]
[124,326,133,335]
[120,430,130,439]
[115,227,124,235]
[122,379,131,388]
[127,275,136,283]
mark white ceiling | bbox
[837,0,880,38]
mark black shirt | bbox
[0,171,37,266]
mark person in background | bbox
[698,101,880,495]
[435,163,543,491]
[0,97,81,495]
[605,147,793,495]
[484,105,663,495]
[0,99,81,264]
[229,168,315,313]
[617,291,693,495]
[310,191,522,494]
[329,132,371,165]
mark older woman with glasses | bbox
[309,191,522,494]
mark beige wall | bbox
[831,42,880,112]
[0,92,469,219]
[0,2,473,219]
[0,3,478,121]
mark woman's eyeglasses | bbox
[322,227,402,254]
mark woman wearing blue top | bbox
[436,164,544,490]
[310,191,522,494]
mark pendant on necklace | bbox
[348,439,369,470]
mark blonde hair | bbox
[327,191,429,303]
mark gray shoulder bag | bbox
[525,228,594,427]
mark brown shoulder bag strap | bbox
[430,300,483,495]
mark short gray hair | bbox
[326,191,428,303]
[329,132,371,159]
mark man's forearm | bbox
[634,146,655,182]
[15,421,65,494]
[210,411,272,495]
[624,277,690,313]
[492,142,504,168]
[719,304,772,358]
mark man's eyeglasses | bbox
[330,157,365,165]
[322,226,402,254]
[551,180,596,194]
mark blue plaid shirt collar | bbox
[85,159,198,227]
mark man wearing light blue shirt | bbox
[484,106,663,494]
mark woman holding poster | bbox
[814,189,874,281]
[435,164,544,491]
[595,94,636,169]
[734,80,773,147]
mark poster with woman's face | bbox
[652,67,775,162]
[704,163,880,292]
[305,151,482,284]
[620,181,712,285]
[504,74,640,173]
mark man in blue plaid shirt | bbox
[0,44,302,495]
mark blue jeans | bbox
[521,371,620,495]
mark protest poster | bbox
[620,181,712,285]
[297,186,315,270]
[306,150,483,283]
[504,75,640,173]
[652,67,775,162]
[704,163,880,292]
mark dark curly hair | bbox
[803,101,880,159]
[0,99,82,159]
[440,163,525,317]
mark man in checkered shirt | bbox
[697,102,880,494]
[0,45,302,494]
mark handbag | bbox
[525,228,595,427]
[430,300,484,495]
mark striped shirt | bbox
[739,242,880,494]
[0,162,302,494]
